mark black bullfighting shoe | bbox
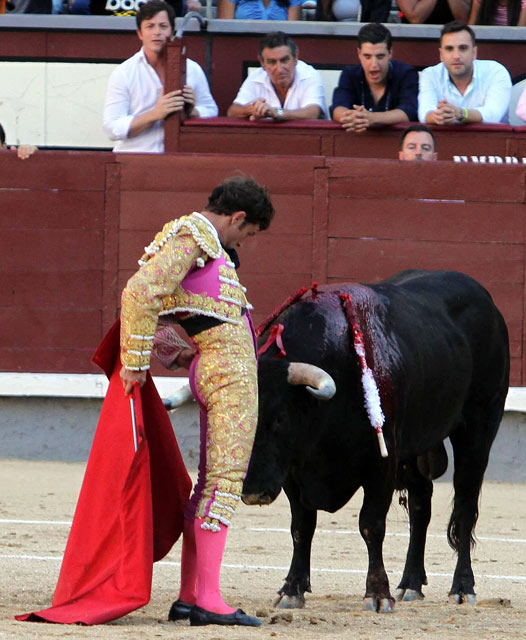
[189,605,262,627]
[168,599,193,621]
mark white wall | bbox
[0,61,118,148]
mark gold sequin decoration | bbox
[192,319,258,527]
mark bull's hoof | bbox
[395,588,425,602]
[363,597,394,613]
[448,593,476,605]
[272,593,305,609]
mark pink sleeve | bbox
[516,85,526,122]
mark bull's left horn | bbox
[287,363,336,400]
[163,384,195,410]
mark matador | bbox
[120,176,275,627]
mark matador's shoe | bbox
[189,605,262,627]
[168,599,193,621]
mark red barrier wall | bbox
[178,119,526,160]
[1,151,525,385]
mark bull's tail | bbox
[447,497,479,552]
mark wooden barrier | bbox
[176,119,526,159]
[1,151,525,384]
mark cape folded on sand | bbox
[16,319,192,625]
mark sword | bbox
[130,384,139,453]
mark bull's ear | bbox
[287,363,336,401]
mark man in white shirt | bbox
[227,31,327,122]
[418,21,511,126]
[103,0,218,153]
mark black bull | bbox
[242,270,509,612]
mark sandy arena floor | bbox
[0,459,525,640]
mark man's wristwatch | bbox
[275,108,284,121]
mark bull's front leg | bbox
[360,481,395,613]
[273,477,317,609]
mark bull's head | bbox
[241,358,336,506]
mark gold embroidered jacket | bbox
[120,212,251,371]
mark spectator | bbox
[227,31,327,121]
[468,0,526,25]
[315,0,361,20]
[397,0,470,24]
[103,0,217,153]
[216,0,302,20]
[332,23,418,133]
[398,124,437,160]
[516,84,526,122]
[418,21,512,125]
[0,123,37,160]
[359,0,392,20]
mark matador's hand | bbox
[120,367,147,395]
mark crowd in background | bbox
[2,0,526,24]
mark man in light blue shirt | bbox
[418,21,511,126]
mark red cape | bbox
[16,319,192,625]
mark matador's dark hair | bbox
[205,176,275,230]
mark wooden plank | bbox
[119,191,312,235]
[102,163,121,331]
[328,198,524,244]
[179,131,324,156]
[0,271,101,308]
[311,167,329,284]
[0,309,101,349]
[0,348,100,374]
[0,191,104,230]
[0,152,108,190]
[2,229,103,270]
[46,31,138,61]
[116,154,322,194]
[327,238,524,284]
[327,158,526,203]
[0,30,46,57]
[163,39,186,153]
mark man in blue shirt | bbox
[332,23,418,134]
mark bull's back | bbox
[372,270,509,453]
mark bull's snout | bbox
[241,492,275,506]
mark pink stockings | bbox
[177,517,235,615]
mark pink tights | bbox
[177,517,235,615]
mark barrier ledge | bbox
[182,118,519,132]
[0,16,524,41]
[0,372,524,411]
[0,372,188,400]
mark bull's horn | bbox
[287,363,336,400]
[163,384,195,410]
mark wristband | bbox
[461,107,469,123]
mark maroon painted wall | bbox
[177,120,526,160]
[1,151,524,384]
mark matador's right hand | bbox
[120,367,147,395]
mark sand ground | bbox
[1,459,525,640]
